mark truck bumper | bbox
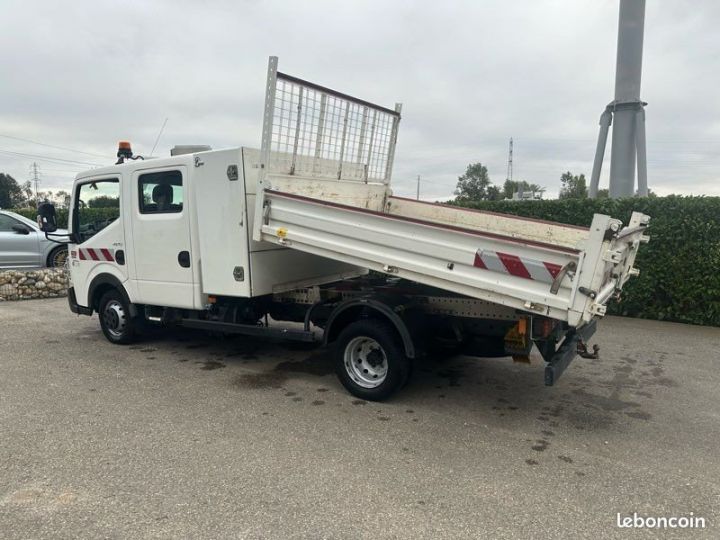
[544,319,597,386]
[68,287,93,316]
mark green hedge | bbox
[13,207,119,229]
[451,196,720,326]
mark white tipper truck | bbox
[38,57,650,400]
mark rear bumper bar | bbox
[544,319,597,386]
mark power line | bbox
[0,148,102,167]
[0,134,107,158]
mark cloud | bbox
[0,0,717,200]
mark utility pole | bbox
[506,138,518,198]
[416,175,420,200]
[506,138,513,184]
[589,0,648,198]
[31,162,40,204]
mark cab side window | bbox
[139,171,183,214]
[74,179,120,243]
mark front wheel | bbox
[334,319,410,401]
[47,246,68,268]
[98,290,139,344]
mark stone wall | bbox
[0,268,68,301]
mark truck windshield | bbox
[74,178,120,243]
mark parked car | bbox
[0,209,68,268]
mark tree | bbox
[502,179,545,200]
[54,190,71,209]
[88,195,120,208]
[454,163,502,202]
[0,173,27,208]
[559,171,588,199]
[21,181,33,203]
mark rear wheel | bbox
[98,290,138,344]
[334,319,410,401]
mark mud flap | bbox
[504,318,533,364]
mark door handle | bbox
[178,251,190,268]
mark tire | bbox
[334,319,411,401]
[98,289,139,344]
[47,246,68,268]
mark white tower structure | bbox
[589,0,648,198]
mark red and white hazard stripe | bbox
[78,248,115,262]
[473,249,562,285]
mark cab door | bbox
[69,176,126,307]
[130,166,194,308]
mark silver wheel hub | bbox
[344,336,388,389]
[103,300,127,338]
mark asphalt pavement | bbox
[1,299,718,539]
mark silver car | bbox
[0,209,68,268]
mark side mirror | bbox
[11,224,30,235]
[37,202,58,233]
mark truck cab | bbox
[65,144,366,319]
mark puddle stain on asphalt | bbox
[185,343,210,350]
[625,410,652,420]
[436,368,464,387]
[196,360,226,371]
[531,439,550,452]
[274,351,333,377]
[232,372,286,389]
[231,350,334,390]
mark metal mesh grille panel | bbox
[263,69,400,184]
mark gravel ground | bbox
[1,298,718,539]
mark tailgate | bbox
[570,211,650,325]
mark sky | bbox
[1,0,718,200]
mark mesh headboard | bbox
[259,56,401,185]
